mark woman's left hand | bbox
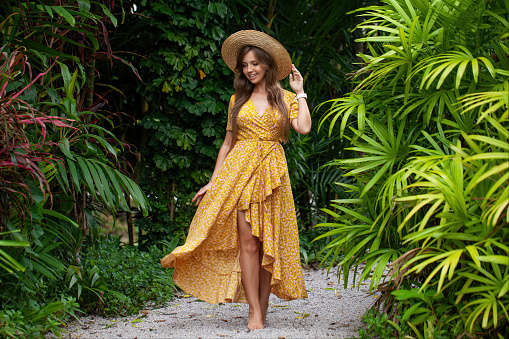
[289,64,304,94]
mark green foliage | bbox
[357,309,403,339]
[0,0,163,336]
[318,0,509,337]
[1,198,84,338]
[357,287,458,339]
[0,296,80,338]
[105,0,234,248]
[78,236,176,316]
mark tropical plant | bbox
[0,1,158,336]
[317,0,509,337]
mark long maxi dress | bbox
[161,89,308,304]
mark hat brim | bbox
[221,30,292,81]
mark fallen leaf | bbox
[155,320,166,322]
[206,314,216,318]
[141,310,149,314]
[327,282,334,285]
[182,294,192,298]
[131,319,143,323]
[272,305,289,308]
[296,313,310,319]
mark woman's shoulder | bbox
[282,89,296,103]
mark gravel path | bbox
[63,268,378,338]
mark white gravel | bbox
[60,268,379,338]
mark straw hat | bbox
[221,30,292,81]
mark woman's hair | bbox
[229,46,290,143]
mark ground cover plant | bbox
[317,0,509,337]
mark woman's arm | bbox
[192,131,233,206]
[289,64,312,135]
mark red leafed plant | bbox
[0,48,74,226]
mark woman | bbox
[161,30,311,330]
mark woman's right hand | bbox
[192,182,212,206]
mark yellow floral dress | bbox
[161,89,307,304]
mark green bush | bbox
[79,236,176,316]
[0,296,80,338]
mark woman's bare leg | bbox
[258,248,272,325]
[237,210,264,330]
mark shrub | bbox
[79,236,176,316]
[0,296,80,338]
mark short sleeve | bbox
[289,94,299,121]
[226,94,235,131]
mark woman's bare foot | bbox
[248,310,265,330]
[262,307,268,326]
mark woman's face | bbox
[242,50,266,85]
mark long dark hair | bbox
[229,46,290,143]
